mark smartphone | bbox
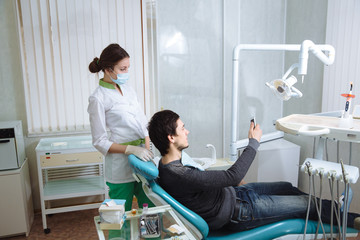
[250,117,256,128]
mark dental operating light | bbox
[265,40,335,101]
[266,76,302,101]
[265,63,303,101]
[230,40,335,161]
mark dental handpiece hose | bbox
[340,160,350,240]
[303,162,313,240]
[313,172,326,240]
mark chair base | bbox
[207,219,358,240]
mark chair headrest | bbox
[128,154,159,181]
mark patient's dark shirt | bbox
[158,138,259,230]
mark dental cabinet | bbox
[35,135,107,234]
[0,159,34,238]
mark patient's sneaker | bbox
[339,187,353,213]
[354,217,360,230]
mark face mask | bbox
[110,71,129,85]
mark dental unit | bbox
[274,101,360,239]
[126,40,359,240]
[230,40,359,239]
[231,40,335,162]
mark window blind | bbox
[16,0,144,135]
[322,0,360,112]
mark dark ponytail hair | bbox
[88,43,130,73]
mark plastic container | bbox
[143,203,148,214]
[139,214,161,238]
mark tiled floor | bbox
[3,209,360,240]
[3,209,100,240]
[3,198,141,240]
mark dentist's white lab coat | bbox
[88,80,148,183]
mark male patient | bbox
[147,109,360,232]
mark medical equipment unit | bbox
[230,40,335,162]
[35,135,107,234]
[338,82,356,128]
[276,113,360,239]
[0,120,26,171]
[125,41,358,239]
[342,82,355,119]
[128,154,359,240]
[228,40,359,239]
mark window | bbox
[16,0,145,135]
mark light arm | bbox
[298,40,335,76]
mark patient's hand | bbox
[248,122,262,142]
[238,179,246,186]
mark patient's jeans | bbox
[225,181,359,231]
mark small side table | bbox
[94,205,197,240]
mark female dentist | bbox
[88,43,154,211]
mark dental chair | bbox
[128,155,358,239]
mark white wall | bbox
[0,0,26,123]
[284,0,328,116]
[153,0,286,158]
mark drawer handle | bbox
[66,159,80,162]
[0,140,10,143]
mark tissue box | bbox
[99,199,126,230]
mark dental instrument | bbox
[340,159,351,240]
[338,83,356,128]
[300,158,358,188]
[301,158,359,240]
[313,168,325,239]
[303,162,313,239]
[230,40,335,162]
[329,170,342,240]
[341,82,355,119]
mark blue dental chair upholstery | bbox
[128,155,358,239]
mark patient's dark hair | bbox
[148,110,179,156]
